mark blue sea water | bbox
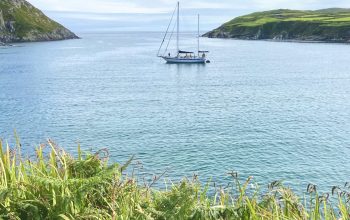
[1,32,350,192]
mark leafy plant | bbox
[0,138,349,219]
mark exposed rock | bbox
[0,10,5,30]
[5,21,15,33]
[0,0,78,43]
[204,8,350,43]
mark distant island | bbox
[0,0,78,44]
[204,8,350,43]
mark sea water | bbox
[1,32,350,192]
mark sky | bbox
[27,0,350,32]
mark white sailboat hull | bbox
[157,2,210,64]
[161,56,206,64]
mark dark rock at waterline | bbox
[204,8,350,43]
[0,0,78,43]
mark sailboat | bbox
[157,2,209,64]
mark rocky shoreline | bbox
[203,32,350,43]
[204,9,350,44]
[0,0,78,44]
[205,38,350,45]
[0,28,79,43]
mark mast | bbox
[177,1,179,56]
[197,14,200,57]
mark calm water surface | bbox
[1,32,350,191]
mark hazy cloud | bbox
[28,0,350,13]
[28,0,350,32]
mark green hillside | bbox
[204,8,350,42]
[0,0,78,43]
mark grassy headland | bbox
[204,8,350,42]
[0,138,349,219]
[0,0,78,43]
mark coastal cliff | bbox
[204,8,350,43]
[0,0,78,43]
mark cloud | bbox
[29,0,350,32]
[250,0,350,10]
[28,0,350,14]
[28,0,169,13]
[27,0,230,14]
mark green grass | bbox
[0,0,62,38]
[1,137,350,219]
[205,8,350,41]
[225,9,350,28]
[0,0,77,42]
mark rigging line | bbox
[157,4,177,57]
[163,19,177,56]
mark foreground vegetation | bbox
[204,8,350,42]
[0,139,350,219]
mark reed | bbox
[0,138,349,220]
